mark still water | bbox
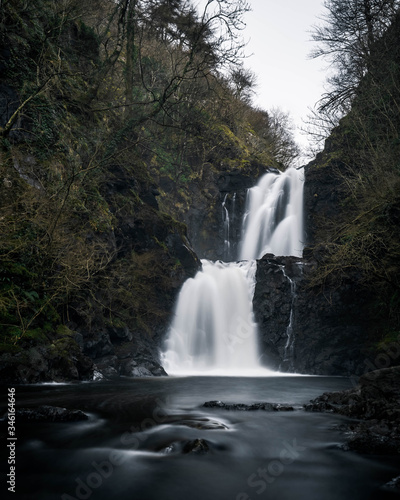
[1,376,399,499]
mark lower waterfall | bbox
[161,167,304,375]
[161,260,274,375]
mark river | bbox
[2,376,399,499]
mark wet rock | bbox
[305,367,400,455]
[0,340,94,384]
[168,417,228,430]
[172,162,268,261]
[203,400,295,411]
[83,331,114,358]
[11,406,88,422]
[254,255,369,376]
[384,475,400,492]
[130,366,153,377]
[344,420,400,455]
[157,438,212,455]
[182,438,210,455]
[119,358,166,378]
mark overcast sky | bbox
[242,0,327,157]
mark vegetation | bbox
[308,3,400,344]
[0,0,298,354]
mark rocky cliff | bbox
[254,254,371,376]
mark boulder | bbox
[304,367,400,455]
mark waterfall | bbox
[161,260,273,375]
[161,167,304,375]
[239,167,304,260]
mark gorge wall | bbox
[253,255,370,376]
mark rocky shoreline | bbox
[305,366,400,457]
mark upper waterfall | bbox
[239,168,304,260]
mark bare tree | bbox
[310,0,400,114]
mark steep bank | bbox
[301,10,400,359]
[0,146,201,383]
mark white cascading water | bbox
[240,167,304,259]
[222,192,237,261]
[222,193,231,261]
[161,260,270,375]
[161,167,304,375]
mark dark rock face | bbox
[0,338,94,384]
[181,172,251,261]
[161,163,270,261]
[203,400,295,411]
[254,255,369,375]
[82,327,168,379]
[253,255,299,371]
[183,189,243,261]
[303,153,345,247]
[298,143,379,376]
[304,367,400,455]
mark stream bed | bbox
[1,376,399,499]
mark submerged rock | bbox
[384,475,400,492]
[168,417,228,430]
[10,405,89,422]
[182,438,210,455]
[157,438,211,455]
[203,400,295,411]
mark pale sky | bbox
[243,0,327,157]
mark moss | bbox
[23,328,48,343]
[105,317,127,329]
[0,343,23,355]
[56,325,75,338]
